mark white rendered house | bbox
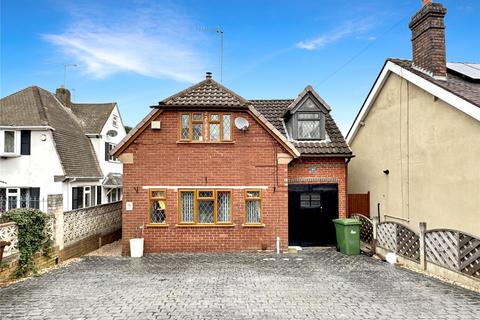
[0,86,126,211]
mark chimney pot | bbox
[422,0,432,6]
[205,72,212,79]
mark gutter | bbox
[0,125,55,131]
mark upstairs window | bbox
[297,113,321,139]
[287,97,326,141]
[179,113,232,142]
[112,115,118,128]
[4,131,15,153]
[105,142,117,161]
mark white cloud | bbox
[42,2,209,83]
[296,19,376,51]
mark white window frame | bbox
[112,115,118,128]
[6,188,20,211]
[107,142,117,162]
[84,186,92,208]
[0,130,20,156]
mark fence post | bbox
[419,222,427,270]
[372,216,379,255]
[47,194,64,250]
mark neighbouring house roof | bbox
[390,59,480,108]
[0,86,105,179]
[347,59,480,143]
[113,77,351,158]
[252,99,352,155]
[71,102,116,134]
[159,78,250,107]
[102,173,123,188]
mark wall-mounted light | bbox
[40,134,47,141]
[383,169,390,175]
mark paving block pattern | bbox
[1,248,479,319]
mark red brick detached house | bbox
[112,73,352,254]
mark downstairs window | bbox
[179,190,232,224]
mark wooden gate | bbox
[348,192,370,217]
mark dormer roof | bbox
[284,85,331,115]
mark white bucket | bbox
[130,238,144,258]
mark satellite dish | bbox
[234,117,249,131]
[107,130,118,137]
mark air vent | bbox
[151,121,161,130]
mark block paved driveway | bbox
[1,248,479,320]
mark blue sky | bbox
[1,0,479,133]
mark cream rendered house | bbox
[347,1,480,236]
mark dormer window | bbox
[285,96,327,141]
[297,113,321,139]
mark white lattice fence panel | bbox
[458,233,480,279]
[353,214,373,244]
[0,222,19,257]
[64,202,122,246]
[377,222,397,252]
[425,230,459,271]
[396,224,420,261]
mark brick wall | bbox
[288,158,348,218]
[121,110,289,254]
[0,247,59,285]
[121,110,349,254]
[409,2,447,78]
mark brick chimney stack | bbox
[55,87,72,108]
[409,1,447,79]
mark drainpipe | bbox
[345,158,351,217]
[276,237,280,254]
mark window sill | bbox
[146,223,169,228]
[175,224,235,228]
[0,153,20,158]
[242,223,265,228]
[176,141,235,144]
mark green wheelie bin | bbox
[332,218,361,255]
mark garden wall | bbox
[0,195,121,284]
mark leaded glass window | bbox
[181,114,190,140]
[209,124,220,141]
[149,189,166,224]
[180,191,194,223]
[178,190,232,225]
[222,114,231,140]
[198,191,213,198]
[178,113,232,142]
[198,200,214,223]
[192,124,203,141]
[217,191,231,223]
[245,190,261,224]
[297,119,321,139]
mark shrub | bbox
[2,208,51,277]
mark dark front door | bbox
[288,184,339,246]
